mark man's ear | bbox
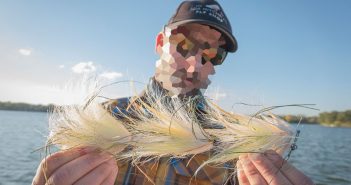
[155,32,164,54]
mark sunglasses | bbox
[175,38,227,65]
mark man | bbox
[33,0,314,184]
[103,1,237,183]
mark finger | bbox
[239,154,267,185]
[73,158,116,185]
[45,151,113,185]
[101,162,119,185]
[264,150,314,185]
[32,146,97,185]
[236,160,250,185]
[248,153,292,185]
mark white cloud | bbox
[99,72,123,80]
[59,65,65,69]
[71,61,96,74]
[18,48,32,56]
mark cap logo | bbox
[190,4,225,23]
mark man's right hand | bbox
[32,147,118,185]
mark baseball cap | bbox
[167,0,238,52]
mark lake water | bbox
[0,110,350,185]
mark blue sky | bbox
[0,0,350,116]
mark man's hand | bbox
[237,150,314,185]
[32,147,118,185]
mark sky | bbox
[0,0,350,116]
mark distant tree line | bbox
[0,101,53,112]
[281,110,351,127]
[280,115,319,124]
[319,110,351,127]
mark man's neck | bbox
[149,76,203,99]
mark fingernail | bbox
[265,152,281,162]
[265,150,276,155]
[106,157,116,164]
[107,158,118,169]
[239,155,251,166]
[236,160,242,170]
[100,152,114,160]
[99,151,111,156]
[239,154,248,160]
[77,146,97,155]
[248,153,262,161]
[111,161,119,172]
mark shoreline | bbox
[1,108,350,128]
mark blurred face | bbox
[155,23,227,96]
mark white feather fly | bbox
[46,76,296,174]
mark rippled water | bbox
[289,124,351,185]
[0,110,350,185]
[0,110,48,185]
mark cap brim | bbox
[167,19,238,53]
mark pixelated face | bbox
[155,23,227,96]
